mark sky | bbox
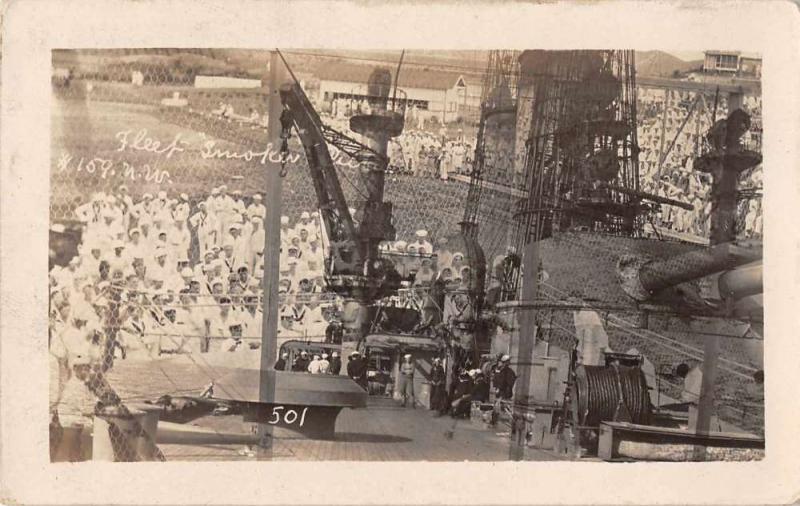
[668,51,706,62]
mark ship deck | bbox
[82,352,559,461]
[159,396,563,462]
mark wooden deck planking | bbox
[150,395,562,462]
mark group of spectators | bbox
[386,130,474,182]
[210,101,269,128]
[427,353,516,420]
[49,185,343,362]
[636,87,763,239]
[195,84,765,245]
[319,96,477,182]
[272,349,372,392]
[323,96,451,132]
[378,230,473,287]
[273,349,344,375]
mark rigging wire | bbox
[392,49,406,109]
[540,280,759,376]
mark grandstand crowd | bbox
[206,97,477,182]
[48,181,483,362]
[637,88,763,238]
[321,101,477,181]
[317,89,764,240]
[48,185,346,360]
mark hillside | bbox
[635,50,703,78]
[52,49,707,88]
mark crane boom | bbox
[276,58,407,350]
[279,82,359,248]
[278,76,402,312]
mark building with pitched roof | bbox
[315,60,481,124]
[702,51,761,78]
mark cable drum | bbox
[573,365,652,427]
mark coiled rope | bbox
[574,364,651,427]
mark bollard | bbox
[50,415,92,462]
[93,405,147,461]
[128,403,163,461]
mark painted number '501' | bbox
[268,406,309,427]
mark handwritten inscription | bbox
[200,141,297,165]
[58,152,173,184]
[113,128,363,170]
[115,129,188,159]
[200,140,362,170]
[57,127,366,186]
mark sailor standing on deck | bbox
[215,186,235,240]
[492,354,516,400]
[398,354,416,408]
[490,354,517,427]
[189,202,218,257]
[175,193,191,222]
[308,354,323,374]
[293,211,313,238]
[430,357,446,413]
[329,351,342,375]
[247,194,266,220]
[274,352,289,371]
[319,353,331,374]
[279,216,292,247]
[248,216,265,271]
[347,351,368,389]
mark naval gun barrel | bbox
[717,261,763,300]
[596,183,695,211]
[617,240,762,301]
[618,105,764,303]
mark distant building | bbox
[738,56,762,78]
[194,75,263,89]
[315,61,481,123]
[702,51,761,78]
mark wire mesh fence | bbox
[48,48,483,459]
[534,280,764,436]
[49,49,764,461]
[469,57,763,262]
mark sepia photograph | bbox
[47,47,766,463]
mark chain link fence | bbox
[534,281,764,437]
[48,49,764,461]
[48,49,483,460]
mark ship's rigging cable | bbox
[544,314,757,423]
[392,49,405,109]
[540,281,758,378]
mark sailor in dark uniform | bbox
[292,350,310,372]
[450,369,474,418]
[429,357,446,413]
[274,352,289,371]
[492,354,516,400]
[346,351,368,390]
